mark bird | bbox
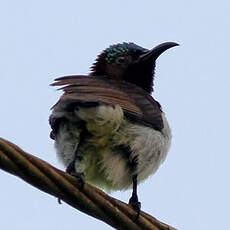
[49,41,178,216]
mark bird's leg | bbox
[58,132,86,204]
[129,156,141,219]
[129,174,141,219]
[66,131,86,189]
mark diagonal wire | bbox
[0,137,177,230]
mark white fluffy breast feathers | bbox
[51,103,171,190]
[76,104,124,136]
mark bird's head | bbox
[90,42,179,93]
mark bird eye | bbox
[116,56,125,64]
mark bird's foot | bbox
[129,194,141,220]
[69,171,85,189]
[66,162,85,189]
[57,163,85,204]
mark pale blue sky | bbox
[1,1,230,229]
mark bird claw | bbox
[129,195,141,220]
[69,171,85,189]
[57,164,85,204]
[66,162,85,189]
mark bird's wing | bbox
[51,75,163,130]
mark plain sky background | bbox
[0,1,229,229]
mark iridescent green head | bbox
[104,43,146,64]
[90,42,178,93]
[91,42,147,81]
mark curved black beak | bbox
[139,42,179,63]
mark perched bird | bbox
[49,42,178,214]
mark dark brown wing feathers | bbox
[51,75,163,130]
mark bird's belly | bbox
[55,115,171,192]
